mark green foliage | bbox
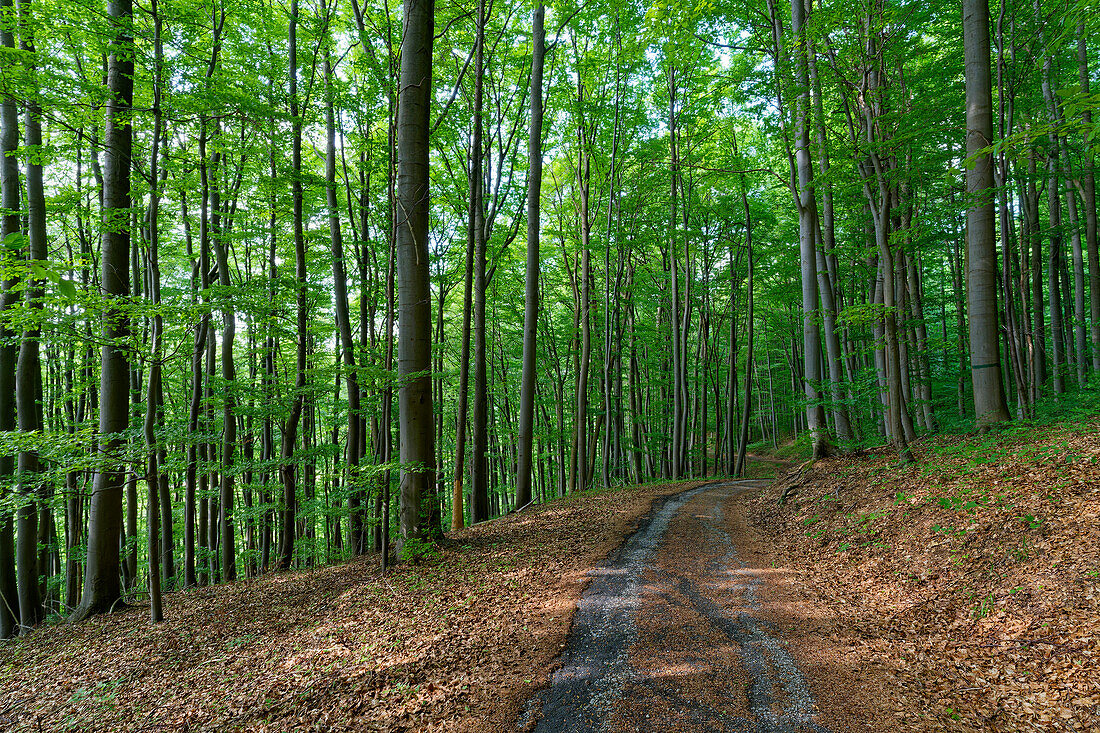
[400,537,441,566]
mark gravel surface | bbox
[521,481,831,733]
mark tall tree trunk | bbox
[325,49,362,554]
[452,215,473,531]
[0,0,21,638]
[575,137,592,492]
[15,0,45,629]
[73,0,134,620]
[734,170,754,478]
[964,0,1011,427]
[470,0,489,522]
[515,4,544,509]
[1061,152,1087,386]
[279,0,308,569]
[792,0,829,458]
[212,127,236,582]
[602,22,622,488]
[807,0,852,445]
[1079,22,1100,376]
[395,0,435,549]
[141,0,166,620]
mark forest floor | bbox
[0,459,776,733]
[752,421,1100,732]
[3,428,1097,733]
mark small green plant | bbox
[227,633,259,649]
[1017,513,1042,530]
[1009,537,1032,562]
[971,592,995,619]
[936,493,980,513]
[400,537,441,565]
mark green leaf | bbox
[57,278,77,300]
[2,231,27,251]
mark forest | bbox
[0,0,1096,642]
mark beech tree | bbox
[73,0,134,620]
[964,0,1011,428]
[395,0,435,548]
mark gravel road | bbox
[520,481,831,733]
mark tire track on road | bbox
[520,480,830,733]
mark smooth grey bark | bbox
[15,0,45,630]
[451,204,473,531]
[791,0,829,458]
[395,0,435,549]
[601,22,622,490]
[964,0,1011,427]
[515,4,544,509]
[806,0,852,445]
[1079,22,1100,376]
[72,0,134,620]
[574,140,592,492]
[279,0,307,569]
[325,49,363,553]
[734,170,754,479]
[993,9,1029,419]
[212,124,236,583]
[144,47,164,609]
[470,0,489,522]
[1026,152,1047,392]
[183,10,223,587]
[0,0,21,639]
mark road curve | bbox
[520,481,830,733]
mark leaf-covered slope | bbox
[0,481,702,732]
[753,425,1100,731]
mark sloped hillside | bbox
[752,423,1100,732]
[0,480,705,733]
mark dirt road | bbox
[521,480,832,733]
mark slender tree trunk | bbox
[210,121,236,583]
[452,219,473,530]
[470,0,489,522]
[515,4,544,509]
[141,0,166,620]
[668,65,684,479]
[395,0,435,549]
[602,22,622,488]
[73,0,134,620]
[0,0,21,638]
[1062,153,1087,387]
[792,0,829,458]
[807,0,852,445]
[1079,23,1100,376]
[575,141,592,492]
[325,49,362,554]
[279,0,308,569]
[734,171,754,478]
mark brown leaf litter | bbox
[0,480,704,732]
[749,422,1100,732]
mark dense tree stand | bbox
[1,0,1096,636]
